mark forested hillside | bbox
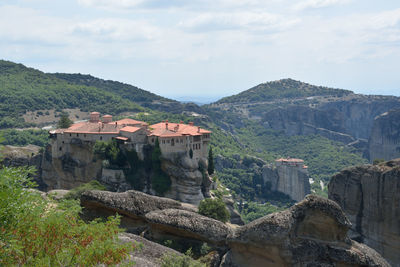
[0,60,152,128]
[216,78,352,104]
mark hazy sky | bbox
[1,0,399,101]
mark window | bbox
[162,140,165,144]
[171,139,174,146]
[77,134,79,137]
[199,144,201,149]
[152,138,154,143]
[84,134,86,138]
[180,139,183,143]
[100,136,103,140]
[167,140,170,144]
[59,147,62,151]
[69,134,71,137]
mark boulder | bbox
[145,209,232,244]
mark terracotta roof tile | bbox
[149,122,211,137]
[120,126,142,133]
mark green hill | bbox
[216,78,352,104]
[0,60,180,128]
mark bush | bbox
[160,250,206,267]
[198,198,230,223]
[64,180,107,200]
[0,167,134,266]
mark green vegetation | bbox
[239,201,285,224]
[0,167,134,266]
[151,138,171,195]
[160,250,206,267]
[198,198,230,223]
[0,129,48,147]
[64,180,107,200]
[57,113,73,129]
[93,140,125,168]
[0,60,144,128]
[216,78,352,104]
[207,147,214,175]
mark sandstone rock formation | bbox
[263,160,310,202]
[1,144,46,190]
[162,155,212,205]
[81,190,389,266]
[369,108,400,161]
[119,233,183,267]
[328,159,400,266]
[41,142,103,189]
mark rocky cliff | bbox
[215,154,310,202]
[0,144,46,190]
[369,109,400,161]
[328,159,400,266]
[80,190,389,266]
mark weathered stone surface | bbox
[262,163,310,202]
[82,190,388,267]
[81,190,197,218]
[41,143,103,190]
[1,144,46,190]
[119,233,182,267]
[145,209,232,244]
[162,155,211,205]
[328,159,400,266]
[369,108,400,161]
[225,195,389,267]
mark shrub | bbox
[0,167,134,266]
[64,180,107,200]
[198,198,230,223]
[160,249,206,267]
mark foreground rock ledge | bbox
[81,191,389,266]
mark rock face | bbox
[369,109,400,161]
[263,162,310,202]
[81,190,389,266]
[162,154,212,205]
[1,144,46,190]
[41,142,103,189]
[328,159,400,266]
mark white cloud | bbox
[293,0,351,11]
[179,12,300,33]
[72,18,159,42]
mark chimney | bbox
[198,126,200,133]
[189,122,194,126]
[115,121,117,128]
[166,120,168,130]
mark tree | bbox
[189,148,193,159]
[57,113,73,129]
[151,138,171,195]
[0,167,135,266]
[207,147,214,175]
[198,198,230,223]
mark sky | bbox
[1,0,400,101]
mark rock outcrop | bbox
[1,144,46,190]
[81,190,389,266]
[369,109,400,161]
[328,159,400,266]
[162,155,212,205]
[41,142,103,189]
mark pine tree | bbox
[207,147,214,175]
[57,114,73,129]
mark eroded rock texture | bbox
[81,190,389,266]
[369,108,400,162]
[329,159,400,266]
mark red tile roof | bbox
[149,121,211,138]
[113,118,145,126]
[120,126,142,133]
[276,158,304,163]
[64,121,121,134]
